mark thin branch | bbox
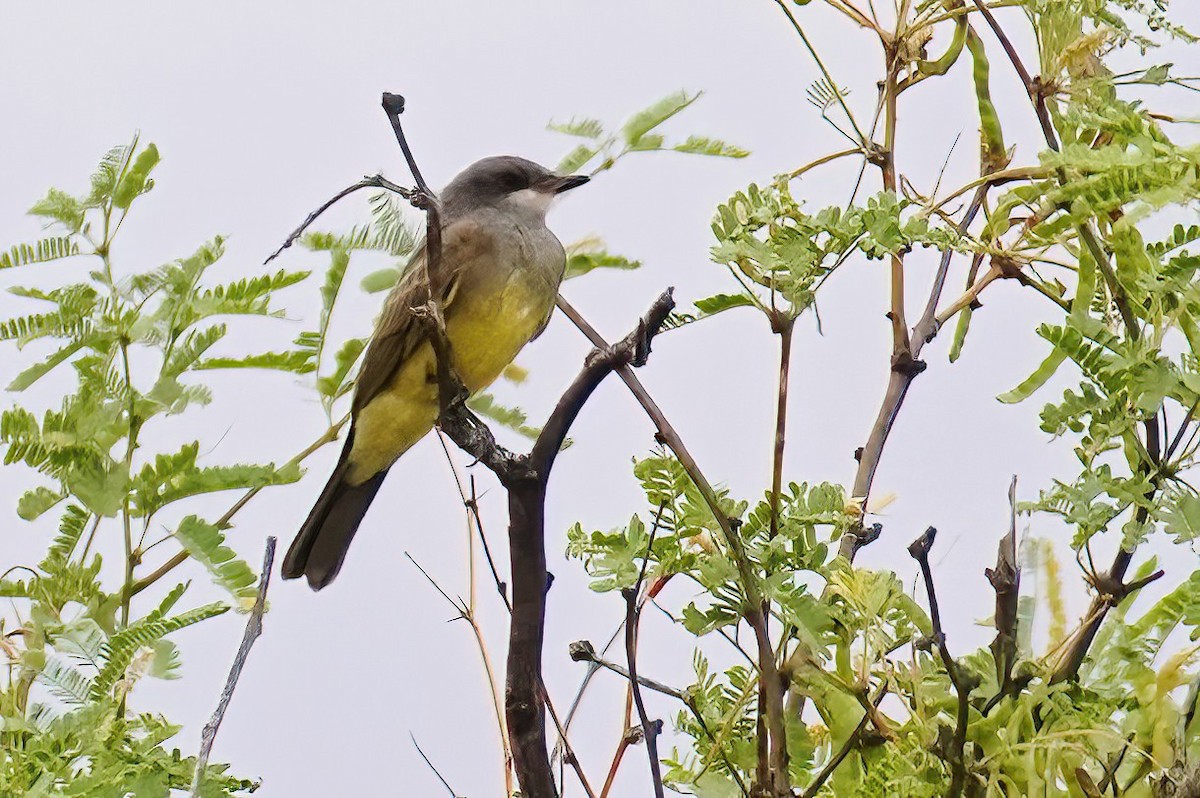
[774,0,868,143]
[569,640,684,700]
[770,317,796,540]
[544,692,599,798]
[909,528,979,798]
[440,443,595,798]
[429,288,675,798]
[411,733,463,797]
[802,684,889,798]
[623,516,666,798]
[263,175,413,265]
[786,146,865,180]
[190,537,276,798]
[983,476,1021,715]
[841,191,985,560]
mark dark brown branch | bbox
[568,640,683,700]
[909,527,979,798]
[190,537,276,798]
[430,290,675,798]
[769,315,796,540]
[381,93,432,194]
[983,476,1021,714]
[263,175,414,265]
[841,190,985,561]
[623,513,666,798]
[801,684,888,798]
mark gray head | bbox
[441,155,589,218]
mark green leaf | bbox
[0,237,81,270]
[563,239,642,280]
[672,136,750,159]
[173,516,259,602]
[29,189,85,232]
[548,117,605,139]
[556,144,597,175]
[694,293,754,316]
[317,337,366,401]
[132,443,302,517]
[195,269,309,318]
[467,392,542,440]
[196,349,317,374]
[42,503,89,568]
[17,486,66,521]
[8,340,84,390]
[1165,493,1200,543]
[361,267,402,294]
[998,349,1068,404]
[621,90,699,146]
[85,138,137,207]
[628,133,666,152]
[65,460,130,518]
[91,601,229,699]
[948,305,972,363]
[112,143,160,209]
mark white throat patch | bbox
[507,188,556,217]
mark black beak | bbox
[551,174,591,194]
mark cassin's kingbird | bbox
[282,156,589,590]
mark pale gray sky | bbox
[2,2,1198,795]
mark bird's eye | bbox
[501,171,528,192]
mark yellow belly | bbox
[345,274,552,484]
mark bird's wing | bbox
[351,217,493,415]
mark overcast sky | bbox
[2,2,1198,795]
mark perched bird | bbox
[282,156,589,590]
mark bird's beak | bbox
[549,174,591,194]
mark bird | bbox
[282,156,590,590]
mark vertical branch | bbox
[769,316,796,540]
[841,190,985,560]
[503,478,558,798]
[622,515,665,797]
[431,289,675,798]
[437,438,514,793]
[191,537,276,798]
[909,528,979,798]
[984,476,1020,713]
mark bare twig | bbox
[263,175,414,264]
[909,527,979,798]
[622,515,666,798]
[411,733,463,797]
[769,316,796,540]
[567,637,750,797]
[190,537,276,798]
[569,640,683,700]
[983,476,1021,715]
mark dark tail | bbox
[282,430,389,590]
